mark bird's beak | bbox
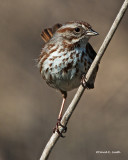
[86,29,99,36]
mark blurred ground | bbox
[0,0,128,160]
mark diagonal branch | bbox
[39,0,128,159]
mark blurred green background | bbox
[0,0,128,159]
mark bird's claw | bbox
[81,74,87,88]
[53,118,67,138]
[81,74,94,89]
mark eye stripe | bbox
[57,27,74,33]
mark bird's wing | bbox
[86,43,97,61]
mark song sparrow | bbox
[38,21,99,137]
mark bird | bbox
[37,21,99,137]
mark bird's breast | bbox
[38,46,93,91]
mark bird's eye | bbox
[74,27,80,32]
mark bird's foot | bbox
[53,118,67,138]
[81,74,94,89]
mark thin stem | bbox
[39,0,128,159]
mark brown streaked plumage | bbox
[38,21,99,137]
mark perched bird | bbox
[38,21,99,136]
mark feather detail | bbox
[41,23,62,43]
[86,43,96,60]
[52,23,62,33]
[41,28,52,42]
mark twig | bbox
[39,0,128,159]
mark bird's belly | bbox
[46,62,86,91]
[53,70,81,91]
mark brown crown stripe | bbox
[79,21,91,29]
[57,27,74,33]
[66,21,91,29]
